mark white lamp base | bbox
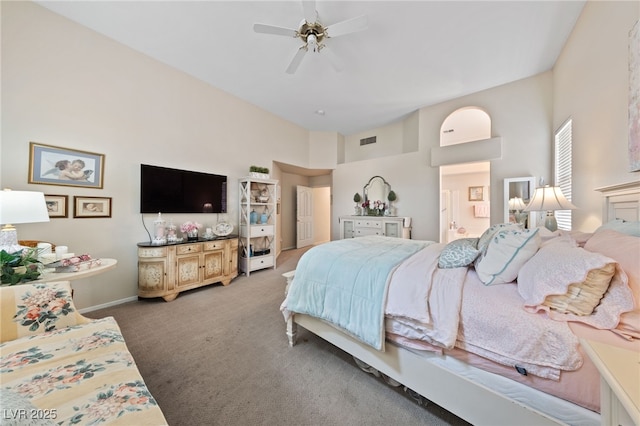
[0,226,25,253]
[544,211,558,232]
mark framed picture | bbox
[44,194,68,218]
[28,142,105,188]
[469,186,484,201]
[74,196,112,218]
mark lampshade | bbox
[0,189,50,253]
[522,186,576,231]
[508,197,526,211]
[522,186,576,212]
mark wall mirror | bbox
[363,176,391,204]
[503,177,537,229]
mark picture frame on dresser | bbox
[44,194,68,218]
[28,142,105,188]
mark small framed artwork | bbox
[28,142,105,188]
[44,194,68,218]
[74,196,112,218]
[469,186,484,201]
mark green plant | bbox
[249,165,269,174]
[353,193,362,203]
[387,190,397,202]
[1,248,42,285]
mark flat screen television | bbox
[140,164,227,214]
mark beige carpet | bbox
[86,247,469,426]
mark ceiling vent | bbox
[360,136,377,146]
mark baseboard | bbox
[79,296,138,314]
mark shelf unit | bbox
[239,177,278,276]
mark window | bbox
[554,119,572,230]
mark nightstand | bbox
[580,338,640,426]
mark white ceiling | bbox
[36,0,585,136]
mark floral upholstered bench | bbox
[0,281,167,425]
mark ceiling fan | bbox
[253,0,368,74]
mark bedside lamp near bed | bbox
[523,185,576,232]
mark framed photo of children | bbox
[44,194,68,218]
[28,142,105,188]
[74,196,112,218]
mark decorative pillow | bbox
[518,240,617,315]
[596,219,640,237]
[542,263,615,315]
[474,228,540,285]
[0,281,89,343]
[518,237,634,329]
[584,229,640,339]
[476,223,523,255]
[438,238,480,268]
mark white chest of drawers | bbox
[339,216,411,239]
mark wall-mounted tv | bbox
[140,164,227,214]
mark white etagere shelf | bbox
[238,177,278,276]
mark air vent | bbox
[360,136,377,146]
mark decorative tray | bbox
[214,222,233,236]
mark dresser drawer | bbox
[138,247,168,258]
[203,241,225,251]
[250,255,274,269]
[251,225,274,237]
[176,244,202,255]
[355,219,382,229]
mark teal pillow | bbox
[438,238,480,268]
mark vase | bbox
[186,229,198,241]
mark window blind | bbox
[554,119,572,230]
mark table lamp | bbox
[0,189,50,253]
[522,186,576,232]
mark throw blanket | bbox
[385,243,468,349]
[282,236,431,350]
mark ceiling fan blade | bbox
[253,23,298,38]
[286,47,307,74]
[321,46,343,72]
[325,15,368,38]
[301,0,317,24]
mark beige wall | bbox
[1,2,310,310]
[553,1,640,231]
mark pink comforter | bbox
[384,243,583,379]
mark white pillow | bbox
[475,228,540,285]
[476,223,523,255]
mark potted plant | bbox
[387,190,397,216]
[1,248,42,285]
[249,166,270,179]
[353,193,362,215]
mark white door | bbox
[296,185,314,248]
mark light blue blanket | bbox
[285,236,431,350]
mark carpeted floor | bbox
[86,247,470,426]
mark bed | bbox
[281,181,640,426]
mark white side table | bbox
[38,258,118,283]
[580,338,640,426]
